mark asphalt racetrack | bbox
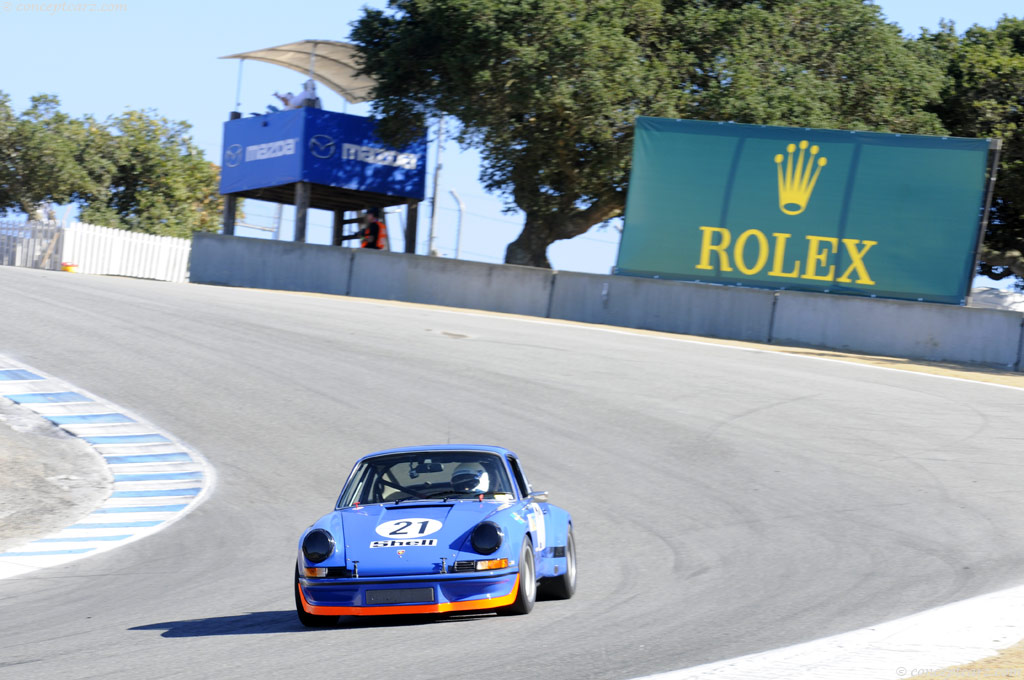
[1,265,1024,680]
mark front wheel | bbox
[294,567,338,627]
[500,539,536,615]
[540,526,576,600]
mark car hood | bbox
[338,501,505,577]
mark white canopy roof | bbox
[220,40,376,104]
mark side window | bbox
[339,465,374,507]
[507,457,531,498]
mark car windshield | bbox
[337,451,515,507]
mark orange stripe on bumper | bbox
[299,574,520,616]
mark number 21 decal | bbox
[375,518,443,538]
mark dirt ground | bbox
[0,401,111,552]
[910,641,1024,679]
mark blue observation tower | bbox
[219,41,427,250]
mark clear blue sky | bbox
[0,0,1015,275]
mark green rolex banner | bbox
[617,117,993,304]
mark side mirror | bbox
[528,491,549,503]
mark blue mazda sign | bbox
[220,109,426,200]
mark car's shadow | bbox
[130,610,495,637]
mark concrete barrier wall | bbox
[1019,328,1024,372]
[772,291,1024,368]
[189,234,1024,371]
[548,271,775,342]
[190,233,352,295]
[349,248,554,317]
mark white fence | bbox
[0,220,192,283]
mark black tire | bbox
[500,538,537,615]
[539,526,576,600]
[294,567,338,627]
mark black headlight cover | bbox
[302,529,335,563]
[470,521,503,555]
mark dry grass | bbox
[907,639,1024,679]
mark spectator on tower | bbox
[272,80,321,111]
[338,208,388,250]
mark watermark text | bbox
[897,667,1023,678]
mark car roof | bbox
[354,444,517,465]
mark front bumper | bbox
[298,570,520,616]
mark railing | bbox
[0,221,64,270]
[0,220,192,283]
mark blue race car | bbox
[294,445,576,625]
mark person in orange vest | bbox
[340,207,388,250]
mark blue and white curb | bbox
[0,356,215,579]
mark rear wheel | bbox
[294,567,338,627]
[540,526,576,600]
[500,538,536,615]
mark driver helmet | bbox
[451,463,489,494]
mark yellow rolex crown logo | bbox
[774,140,827,216]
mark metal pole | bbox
[427,116,445,256]
[405,200,418,254]
[449,189,464,259]
[234,58,244,111]
[273,203,283,240]
[332,210,345,246]
[222,195,237,236]
[222,109,242,236]
[294,182,310,242]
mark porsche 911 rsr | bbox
[294,445,575,624]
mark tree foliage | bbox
[76,110,223,237]
[352,0,948,267]
[923,17,1024,287]
[0,94,96,217]
[677,1,945,133]
[354,0,683,266]
[0,93,224,237]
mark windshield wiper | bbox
[391,495,430,504]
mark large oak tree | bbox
[352,0,947,267]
